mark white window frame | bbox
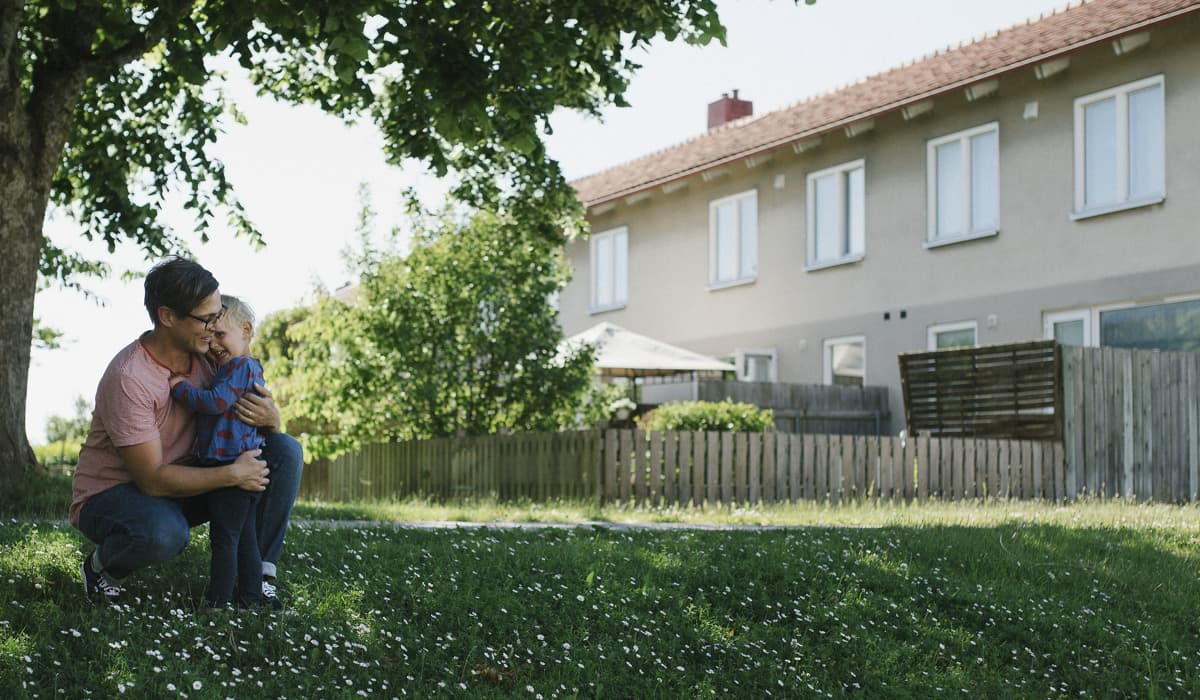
[1072,74,1165,220]
[927,320,978,351]
[925,122,1000,247]
[822,335,866,386]
[707,189,758,290]
[1043,309,1093,346]
[805,159,866,271]
[735,347,777,383]
[589,225,628,314]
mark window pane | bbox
[814,173,839,261]
[614,230,628,304]
[1100,299,1200,352]
[1053,319,1085,346]
[745,354,772,382]
[594,236,613,307]
[1128,84,1164,200]
[830,341,865,387]
[971,130,999,231]
[935,140,964,238]
[936,328,976,349]
[846,167,864,256]
[1084,97,1118,207]
[739,195,757,278]
[716,202,737,282]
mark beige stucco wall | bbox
[559,15,1200,430]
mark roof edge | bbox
[576,4,1200,209]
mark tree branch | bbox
[25,0,199,191]
[76,0,200,80]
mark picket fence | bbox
[300,429,1064,504]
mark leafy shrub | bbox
[562,382,638,429]
[640,399,774,433]
[33,440,81,468]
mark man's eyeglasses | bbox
[185,305,227,331]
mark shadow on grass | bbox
[0,471,73,519]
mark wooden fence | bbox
[642,376,891,435]
[1061,346,1200,501]
[301,432,599,503]
[299,429,1064,504]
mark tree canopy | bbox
[260,200,595,459]
[0,0,728,476]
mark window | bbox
[927,321,977,350]
[823,336,865,387]
[1100,298,1200,352]
[1043,309,1091,346]
[735,348,776,382]
[806,160,865,269]
[708,190,758,288]
[1074,75,1165,218]
[590,226,628,312]
[926,123,999,245]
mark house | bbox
[557,0,1200,431]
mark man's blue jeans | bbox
[77,432,303,581]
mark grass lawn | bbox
[2,473,1199,697]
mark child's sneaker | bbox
[81,552,122,605]
[260,577,284,610]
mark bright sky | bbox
[26,0,1069,442]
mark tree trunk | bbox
[0,39,83,479]
[0,141,43,479]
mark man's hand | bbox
[229,449,269,492]
[168,375,186,389]
[235,383,281,432]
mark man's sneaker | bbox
[81,553,122,605]
[261,577,284,610]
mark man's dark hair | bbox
[143,257,220,326]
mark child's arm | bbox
[170,357,257,416]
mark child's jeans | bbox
[205,479,263,607]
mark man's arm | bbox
[119,439,270,498]
[234,382,282,433]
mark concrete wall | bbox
[558,15,1200,431]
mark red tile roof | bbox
[571,0,1200,207]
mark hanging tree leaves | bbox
[0,0,729,476]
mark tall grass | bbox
[0,472,73,519]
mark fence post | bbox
[1121,353,1134,500]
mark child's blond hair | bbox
[221,294,256,337]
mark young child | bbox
[169,294,273,610]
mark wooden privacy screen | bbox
[898,340,1061,440]
[1061,346,1200,502]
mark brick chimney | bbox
[707,90,753,130]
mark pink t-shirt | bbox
[70,336,214,528]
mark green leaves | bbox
[642,400,775,433]
[262,199,595,460]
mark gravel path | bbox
[293,518,854,531]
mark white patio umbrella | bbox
[561,322,735,378]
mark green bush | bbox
[33,440,81,468]
[640,399,774,433]
[562,382,637,429]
